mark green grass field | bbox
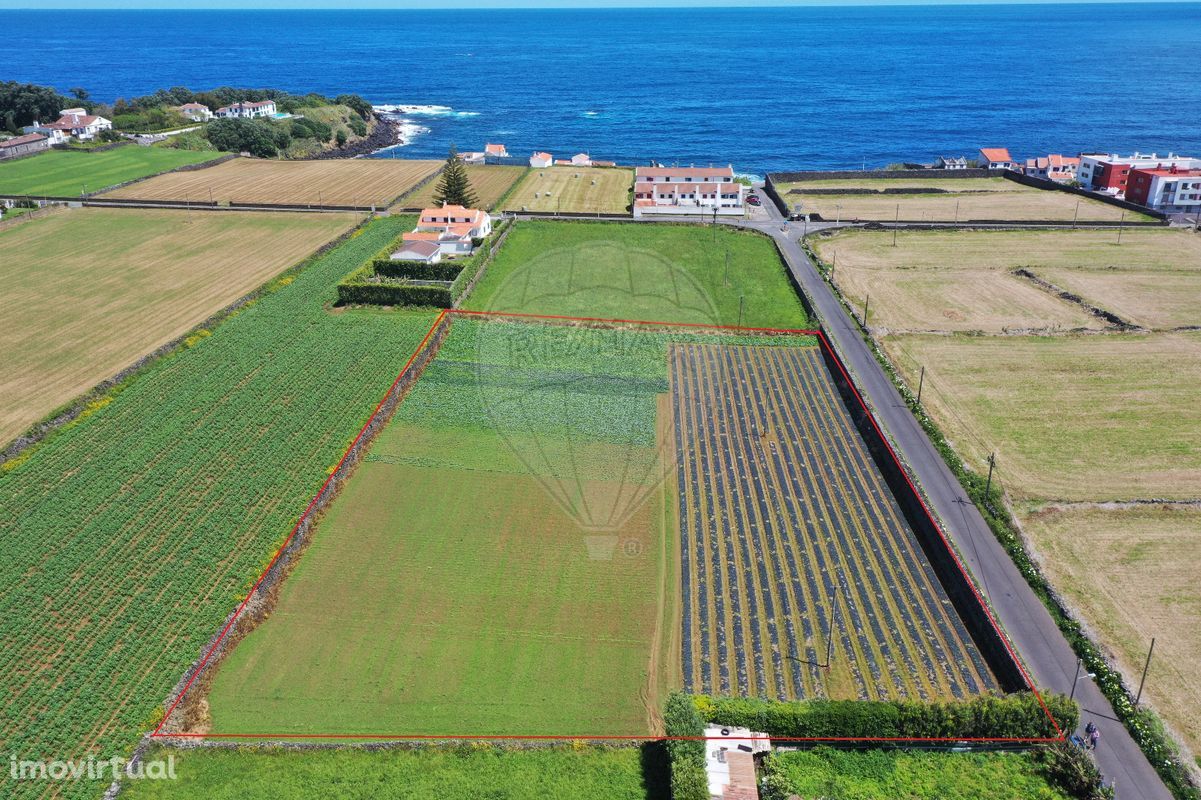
[465,220,809,328]
[0,215,437,800]
[761,747,1071,800]
[119,745,665,800]
[204,319,681,736]
[0,145,223,197]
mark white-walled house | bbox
[461,151,486,164]
[0,132,51,160]
[178,103,213,122]
[571,153,592,166]
[215,100,277,119]
[485,143,508,158]
[392,239,443,263]
[399,203,492,257]
[632,165,745,217]
[31,109,113,141]
[979,147,1017,171]
[530,151,553,168]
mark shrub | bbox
[664,692,708,800]
[1035,742,1114,799]
[695,692,1075,740]
[374,258,465,283]
[335,129,348,147]
[336,266,452,308]
[348,117,367,137]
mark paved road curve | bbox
[731,190,1174,800]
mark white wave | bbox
[373,104,480,119]
[582,110,601,118]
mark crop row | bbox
[671,342,997,703]
[0,215,437,799]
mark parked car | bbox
[746,195,761,206]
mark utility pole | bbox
[830,249,837,282]
[916,365,925,404]
[1135,637,1156,707]
[835,204,842,225]
[984,452,996,500]
[862,294,870,328]
[954,199,960,224]
[737,295,745,328]
[1072,200,1080,229]
[1117,210,1126,244]
[892,204,900,246]
[1070,657,1083,702]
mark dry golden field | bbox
[102,157,441,207]
[812,228,1200,332]
[1021,503,1201,758]
[395,165,527,210]
[0,207,359,444]
[882,332,1201,502]
[777,177,1151,222]
[502,166,634,214]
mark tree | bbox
[335,129,348,147]
[431,147,478,208]
[0,81,73,128]
[69,87,90,102]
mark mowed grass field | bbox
[0,206,360,445]
[775,176,1150,222]
[883,332,1201,502]
[811,228,1201,332]
[120,745,665,800]
[503,166,633,214]
[465,220,809,328]
[395,164,526,210]
[0,145,223,197]
[205,319,677,735]
[102,157,441,207]
[1021,504,1201,758]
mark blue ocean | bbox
[2,3,1199,172]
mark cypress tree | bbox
[431,146,478,208]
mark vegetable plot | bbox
[670,343,997,702]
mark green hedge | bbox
[695,693,1075,740]
[664,692,709,800]
[374,258,465,282]
[336,265,452,308]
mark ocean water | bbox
[2,4,1199,172]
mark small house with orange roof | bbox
[530,151,553,168]
[1025,154,1080,183]
[485,143,508,158]
[979,147,1017,171]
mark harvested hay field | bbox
[882,332,1201,502]
[502,166,633,214]
[777,178,1150,222]
[672,342,997,702]
[1021,503,1201,758]
[395,164,526,210]
[102,157,441,207]
[0,206,359,446]
[811,228,1200,333]
[776,176,1027,193]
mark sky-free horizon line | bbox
[4,0,1198,9]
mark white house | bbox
[979,147,1017,171]
[461,151,486,165]
[530,151,553,168]
[703,725,770,800]
[33,109,113,141]
[1024,154,1080,183]
[571,153,592,167]
[177,102,213,122]
[391,239,443,264]
[632,165,745,217]
[215,100,277,119]
[936,156,968,169]
[485,143,508,159]
[400,203,492,257]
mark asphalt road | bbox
[733,189,1174,799]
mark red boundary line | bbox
[150,309,1061,743]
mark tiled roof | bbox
[979,147,1013,163]
[0,133,49,148]
[636,166,734,179]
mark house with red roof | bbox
[979,147,1017,171]
[177,103,213,122]
[1024,154,1080,183]
[397,203,493,259]
[530,151,553,168]
[485,143,508,158]
[632,165,745,218]
[29,108,113,142]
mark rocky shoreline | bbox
[314,113,402,160]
